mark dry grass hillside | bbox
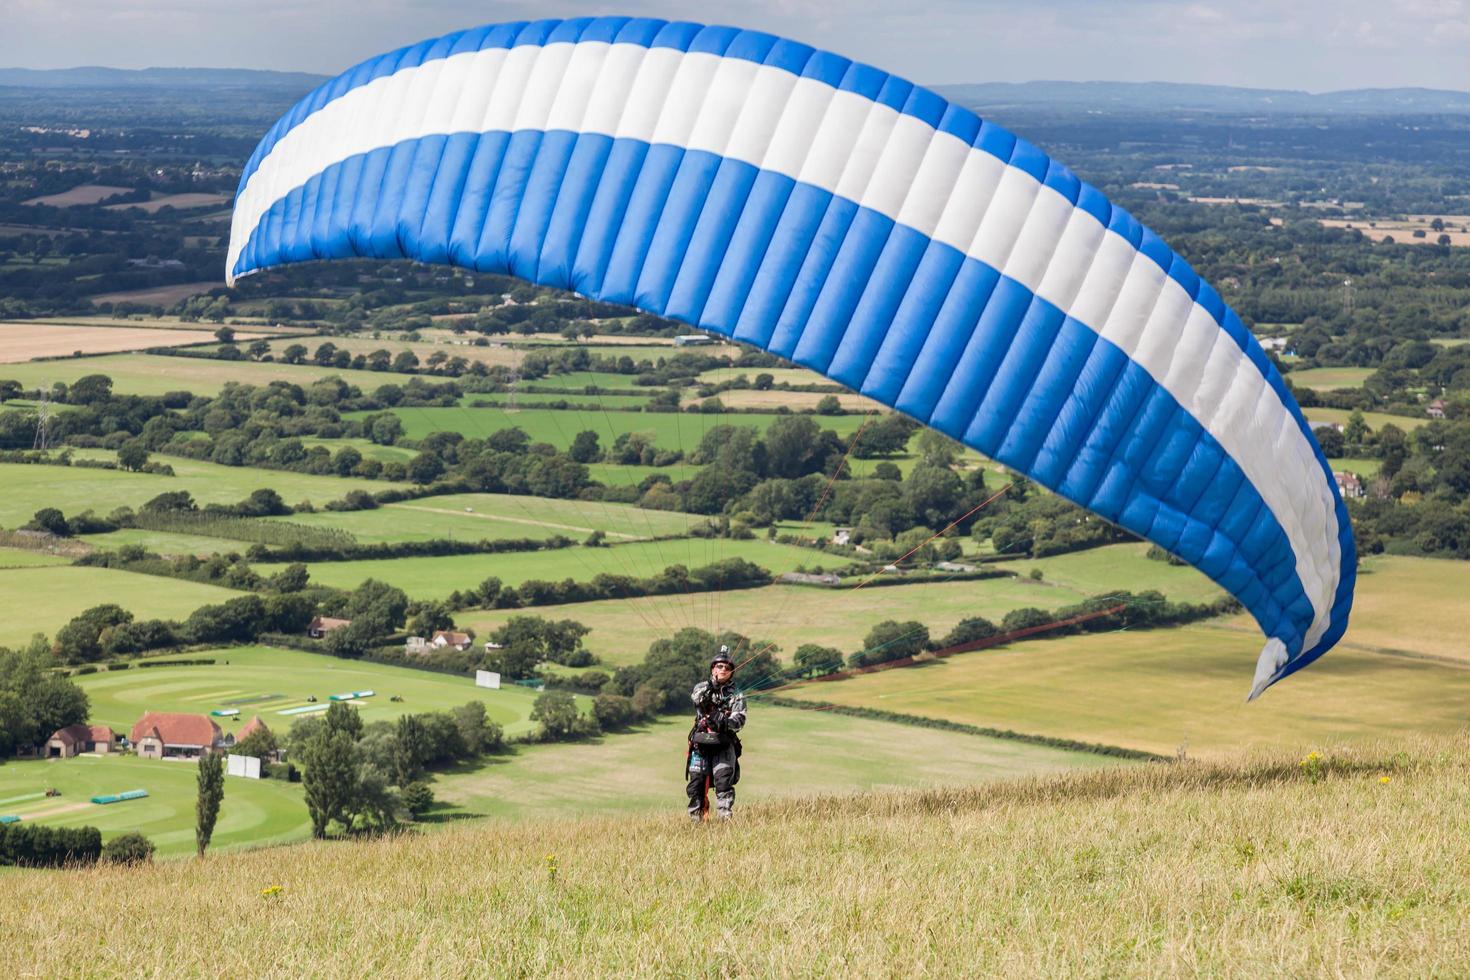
[4,734,1469,977]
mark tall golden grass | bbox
[3,733,1467,977]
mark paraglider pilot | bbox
[686,646,746,822]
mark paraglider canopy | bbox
[227,16,1354,696]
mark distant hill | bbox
[934,80,1470,115]
[0,66,327,90]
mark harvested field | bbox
[700,389,883,411]
[1320,214,1470,247]
[22,183,132,207]
[104,192,231,213]
[0,322,270,362]
[90,281,223,307]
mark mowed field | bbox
[90,282,224,307]
[0,566,241,648]
[77,646,544,738]
[0,453,396,528]
[21,183,131,207]
[272,491,698,544]
[256,538,850,601]
[0,322,271,362]
[1287,366,1374,390]
[464,542,1228,668]
[1304,407,1426,431]
[433,707,1122,821]
[354,403,875,444]
[0,352,423,397]
[0,753,307,857]
[777,555,1470,757]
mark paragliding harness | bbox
[686,686,742,820]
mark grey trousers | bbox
[686,742,738,819]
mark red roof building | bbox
[130,712,229,760]
[307,616,352,638]
[44,724,115,759]
[238,715,270,741]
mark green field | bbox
[1326,456,1381,476]
[779,622,1470,758]
[256,538,847,602]
[0,566,241,648]
[695,367,843,388]
[433,706,1122,820]
[76,646,544,737]
[0,546,73,569]
[1288,366,1374,390]
[519,371,646,390]
[300,436,418,464]
[0,453,396,528]
[0,753,307,857]
[584,460,702,488]
[0,352,425,398]
[460,543,1224,667]
[348,404,875,445]
[269,492,698,545]
[78,527,247,557]
[1304,407,1425,431]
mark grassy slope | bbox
[1302,554,1470,663]
[777,620,1470,758]
[432,707,1120,821]
[4,736,1465,974]
[0,454,395,528]
[77,646,543,738]
[1302,406,1425,431]
[0,754,307,857]
[0,546,72,569]
[257,538,847,601]
[1287,366,1375,389]
[0,352,425,397]
[0,566,240,648]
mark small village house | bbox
[130,712,232,760]
[1334,471,1366,499]
[307,616,351,639]
[1427,398,1446,420]
[431,630,473,652]
[44,724,116,759]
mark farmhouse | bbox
[1427,398,1447,420]
[130,712,232,760]
[431,630,473,651]
[44,724,116,759]
[832,526,852,546]
[307,616,351,639]
[1334,471,1366,499]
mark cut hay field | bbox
[271,492,697,545]
[104,192,230,213]
[21,183,131,207]
[433,706,1122,821]
[0,453,396,528]
[695,366,843,388]
[0,352,422,397]
[0,753,307,857]
[0,322,271,362]
[76,646,543,738]
[700,389,883,411]
[0,566,241,648]
[256,538,849,602]
[4,735,1466,975]
[1288,366,1374,390]
[460,542,1224,667]
[354,403,875,445]
[1319,214,1470,247]
[90,282,223,307]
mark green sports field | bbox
[432,705,1124,821]
[0,753,307,857]
[269,491,698,545]
[346,404,875,445]
[0,352,425,398]
[0,453,397,529]
[76,646,545,738]
[0,566,241,649]
[256,537,847,601]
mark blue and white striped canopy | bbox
[227,16,1355,697]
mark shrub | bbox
[102,832,155,865]
[401,781,435,817]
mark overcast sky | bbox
[1,0,1466,91]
